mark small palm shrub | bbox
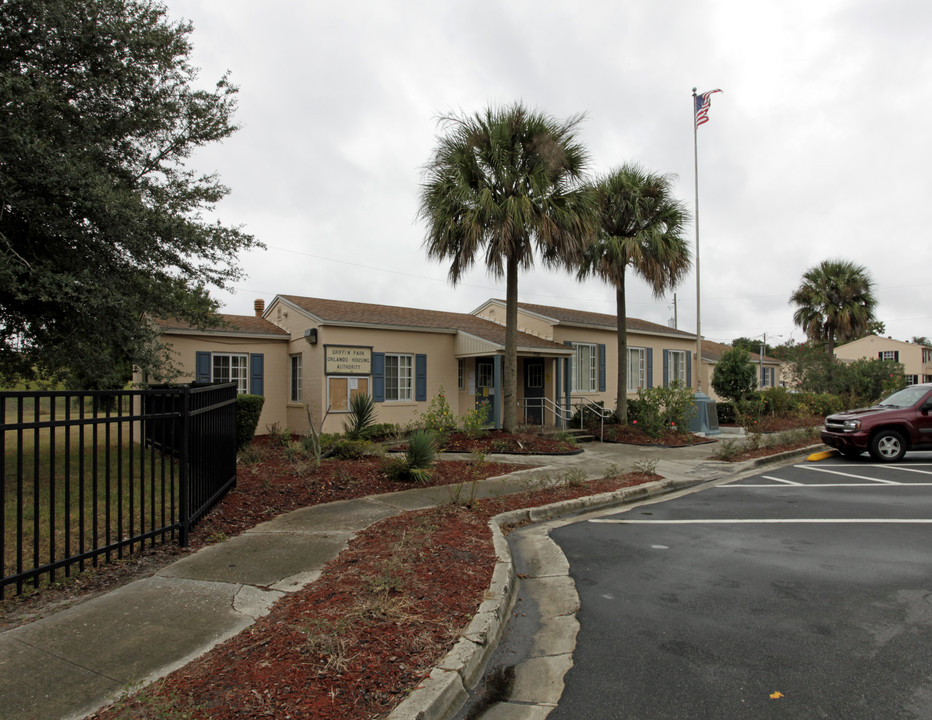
[384,430,437,483]
[344,393,377,440]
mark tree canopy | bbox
[789,259,876,356]
[576,164,690,422]
[419,103,596,431]
[710,346,757,402]
[0,0,261,386]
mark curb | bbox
[388,443,827,719]
[385,473,708,720]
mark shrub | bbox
[235,394,264,450]
[716,401,737,424]
[324,437,383,460]
[460,406,490,440]
[415,387,458,434]
[384,430,437,483]
[344,393,377,440]
[759,386,796,416]
[629,384,696,437]
[711,347,758,402]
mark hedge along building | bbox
[148,295,703,436]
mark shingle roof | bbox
[514,301,697,338]
[154,314,290,338]
[276,295,570,352]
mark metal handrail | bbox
[518,396,613,441]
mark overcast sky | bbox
[163,0,932,346]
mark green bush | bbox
[235,394,264,451]
[384,430,437,483]
[759,386,796,416]
[415,387,458,434]
[629,384,696,437]
[323,437,383,460]
[716,401,737,424]
[460,406,490,440]
[711,347,758,402]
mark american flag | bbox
[695,89,722,127]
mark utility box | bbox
[688,392,721,435]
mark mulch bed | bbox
[87,472,654,719]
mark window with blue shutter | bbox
[598,344,606,392]
[415,354,427,402]
[195,351,211,383]
[250,353,264,395]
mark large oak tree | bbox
[0,0,261,387]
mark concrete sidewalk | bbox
[0,439,811,720]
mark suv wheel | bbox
[869,430,907,462]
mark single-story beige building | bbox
[697,339,784,401]
[146,295,722,435]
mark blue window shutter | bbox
[195,352,211,383]
[686,352,692,388]
[646,348,654,388]
[663,350,670,387]
[415,354,427,401]
[598,344,606,392]
[250,353,264,395]
[372,352,385,402]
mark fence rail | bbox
[1,384,237,599]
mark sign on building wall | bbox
[324,345,372,375]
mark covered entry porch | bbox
[456,348,574,430]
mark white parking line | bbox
[590,518,932,525]
[802,466,900,484]
[886,466,932,477]
[762,475,802,485]
[718,483,932,488]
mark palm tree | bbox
[418,103,596,432]
[790,259,877,356]
[576,164,690,423]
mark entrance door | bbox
[523,359,545,425]
[475,359,495,426]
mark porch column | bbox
[563,357,572,425]
[555,358,563,428]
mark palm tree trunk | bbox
[503,254,519,433]
[616,277,628,424]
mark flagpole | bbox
[692,87,702,391]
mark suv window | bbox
[878,386,930,408]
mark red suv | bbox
[821,383,932,462]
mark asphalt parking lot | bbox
[549,454,932,720]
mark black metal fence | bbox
[1,384,237,599]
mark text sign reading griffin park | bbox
[324,346,372,376]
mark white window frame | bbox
[572,342,597,393]
[627,347,646,392]
[212,353,248,394]
[289,354,302,402]
[385,353,413,401]
[477,360,494,389]
[881,350,898,361]
[905,374,918,386]
[458,359,466,391]
[668,350,687,386]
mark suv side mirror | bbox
[922,401,932,414]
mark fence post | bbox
[178,386,191,547]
